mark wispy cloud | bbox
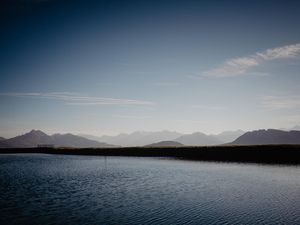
[248,71,270,77]
[0,92,155,106]
[112,115,152,119]
[203,43,300,77]
[152,82,180,87]
[281,115,300,124]
[262,95,300,110]
[192,105,226,110]
[175,119,207,124]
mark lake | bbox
[0,154,299,225]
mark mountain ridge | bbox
[81,130,183,146]
[2,128,299,148]
[0,130,115,148]
[80,130,244,146]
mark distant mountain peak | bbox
[28,129,47,136]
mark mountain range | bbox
[1,128,299,148]
[0,130,115,148]
[80,130,245,146]
[80,131,183,147]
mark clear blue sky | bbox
[1,0,300,137]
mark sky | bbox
[0,0,300,138]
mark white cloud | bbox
[262,95,300,110]
[203,43,300,77]
[0,92,155,106]
[256,44,300,60]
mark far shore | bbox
[1,145,300,164]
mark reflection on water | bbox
[0,154,300,225]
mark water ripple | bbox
[0,154,300,225]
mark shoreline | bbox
[1,145,300,164]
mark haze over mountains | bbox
[174,132,222,146]
[81,131,183,147]
[81,130,245,147]
[0,130,115,148]
[216,130,246,143]
[145,141,184,147]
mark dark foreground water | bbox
[0,154,300,225]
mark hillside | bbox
[231,129,300,145]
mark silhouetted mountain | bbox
[82,130,183,146]
[0,130,115,148]
[215,130,245,143]
[0,137,5,141]
[231,129,300,145]
[145,141,184,147]
[174,132,222,146]
[0,130,52,148]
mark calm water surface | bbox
[0,154,300,225]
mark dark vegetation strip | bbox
[1,145,300,164]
